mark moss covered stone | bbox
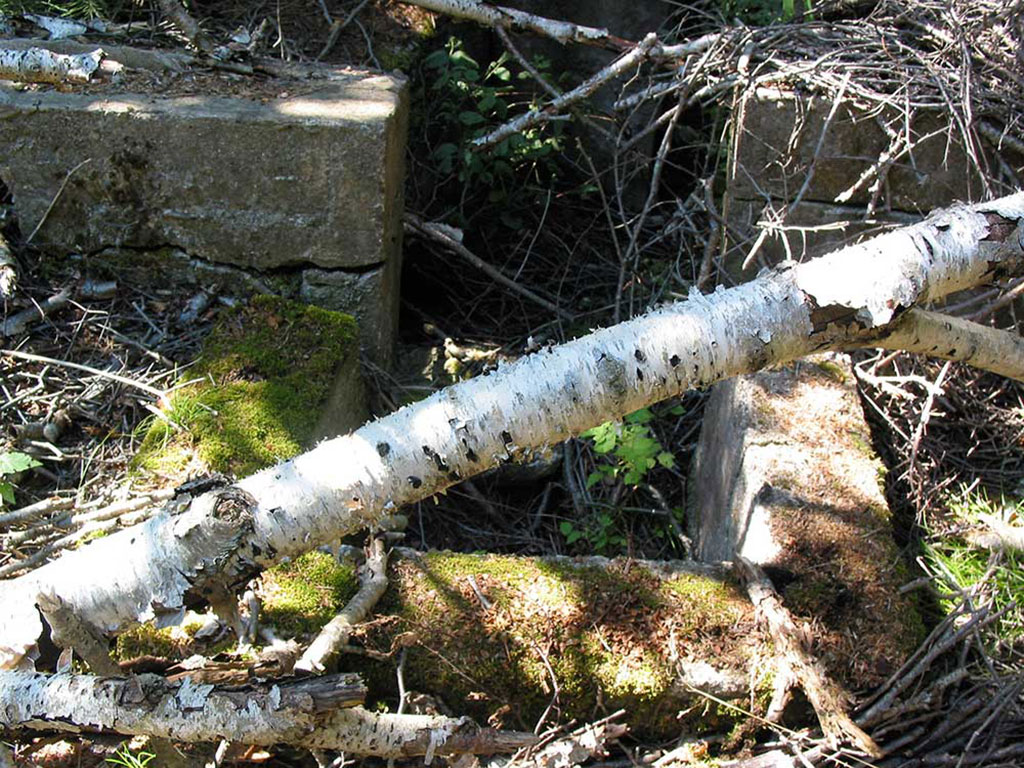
[134,294,364,479]
[341,552,764,740]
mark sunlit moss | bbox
[134,295,357,479]
[260,551,359,638]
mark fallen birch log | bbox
[1,194,1022,671]
[0,670,529,756]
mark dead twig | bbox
[403,214,573,322]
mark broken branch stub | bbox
[1,194,1023,670]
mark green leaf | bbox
[585,471,604,489]
[0,481,14,507]
[458,110,486,126]
[625,408,654,424]
[0,452,41,476]
[477,91,497,112]
[657,451,676,468]
[582,421,617,453]
[558,521,574,536]
[669,404,686,416]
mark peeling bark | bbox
[0,670,529,756]
[0,46,102,83]
[1,194,1023,670]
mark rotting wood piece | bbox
[736,556,882,757]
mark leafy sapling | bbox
[0,450,41,508]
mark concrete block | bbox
[721,88,1024,280]
[687,355,923,686]
[0,70,407,272]
[0,57,408,363]
[731,88,990,211]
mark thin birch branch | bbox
[295,537,389,673]
[472,33,661,150]
[0,670,533,757]
[398,0,630,50]
[853,308,1024,383]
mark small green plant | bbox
[416,36,563,229]
[924,489,1024,644]
[106,743,155,768]
[581,407,678,488]
[559,512,626,553]
[0,450,40,508]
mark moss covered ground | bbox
[133,294,358,479]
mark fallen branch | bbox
[855,308,1024,383]
[472,33,661,149]
[399,0,630,50]
[0,670,531,757]
[295,537,389,673]
[1,194,1022,670]
[403,213,574,321]
[0,233,15,300]
[1,291,70,338]
[736,556,881,757]
[155,0,214,54]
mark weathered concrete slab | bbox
[0,71,406,271]
[723,87,1023,276]
[687,355,923,687]
[0,56,407,363]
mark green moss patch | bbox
[352,553,762,739]
[134,295,358,479]
[260,551,360,638]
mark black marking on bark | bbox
[501,430,514,448]
[636,367,644,381]
[669,354,680,367]
[376,442,391,457]
[408,476,422,489]
[463,442,479,463]
[634,349,645,362]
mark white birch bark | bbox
[0,46,102,83]
[399,0,620,48]
[1,194,1023,671]
[0,670,526,756]
[856,307,1024,382]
